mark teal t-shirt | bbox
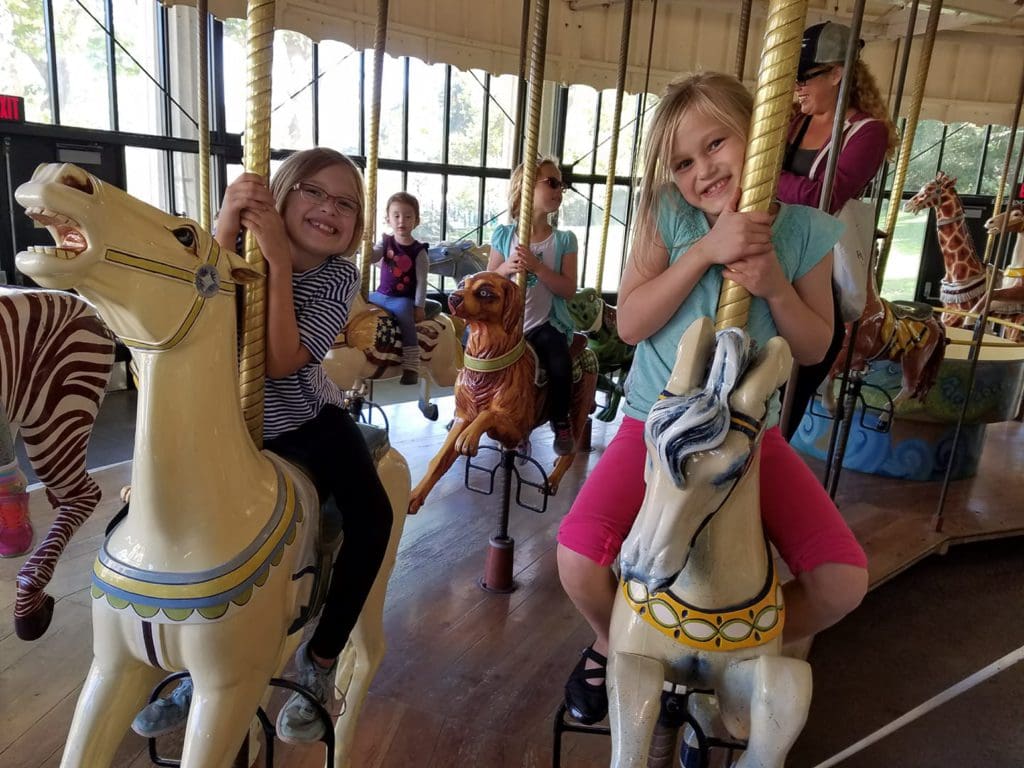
[622,185,844,425]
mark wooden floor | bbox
[2,400,1023,768]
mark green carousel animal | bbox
[567,287,634,421]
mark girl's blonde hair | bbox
[847,60,899,160]
[508,157,561,221]
[631,72,753,273]
[269,147,366,257]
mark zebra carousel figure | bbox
[0,286,116,640]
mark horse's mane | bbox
[645,328,756,488]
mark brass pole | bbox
[933,60,1024,533]
[239,0,275,447]
[876,0,943,282]
[511,0,532,168]
[735,0,753,80]
[594,0,634,294]
[716,0,808,330]
[197,0,211,231]
[515,0,551,294]
[360,0,389,299]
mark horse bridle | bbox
[103,232,235,352]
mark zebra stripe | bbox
[0,288,115,625]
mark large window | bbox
[1,1,53,123]
[53,0,112,130]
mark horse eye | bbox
[173,226,196,249]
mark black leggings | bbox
[781,284,846,442]
[265,405,394,660]
[526,322,572,425]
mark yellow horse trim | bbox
[93,472,297,602]
[622,566,784,652]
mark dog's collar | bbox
[464,338,527,373]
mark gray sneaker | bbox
[131,677,193,738]
[276,641,338,744]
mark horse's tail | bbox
[916,324,949,400]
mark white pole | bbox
[814,643,1024,768]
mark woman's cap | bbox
[799,22,863,77]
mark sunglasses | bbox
[795,66,835,87]
[537,176,568,191]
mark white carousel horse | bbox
[608,317,811,768]
[15,162,410,768]
[323,293,462,421]
[0,287,116,640]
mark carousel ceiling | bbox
[166,0,1024,125]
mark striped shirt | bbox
[264,256,360,441]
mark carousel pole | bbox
[933,62,1024,532]
[197,0,211,232]
[511,0,532,168]
[239,0,275,447]
[876,0,943,283]
[716,0,808,330]
[784,0,865,494]
[480,0,551,594]
[360,0,389,300]
[734,0,753,81]
[871,0,918,227]
[593,0,634,295]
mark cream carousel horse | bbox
[15,162,410,768]
[608,318,811,768]
[323,293,463,421]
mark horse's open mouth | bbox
[23,209,88,260]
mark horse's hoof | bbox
[15,594,54,641]
[420,402,439,421]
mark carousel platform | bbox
[2,392,1022,767]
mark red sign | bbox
[0,95,25,123]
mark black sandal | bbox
[564,646,608,724]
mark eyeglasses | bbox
[537,176,567,191]
[291,182,361,217]
[795,66,834,87]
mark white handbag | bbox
[808,118,878,322]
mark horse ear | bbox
[728,336,793,419]
[502,279,523,336]
[665,317,715,396]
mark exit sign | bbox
[0,95,25,123]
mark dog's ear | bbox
[501,278,524,337]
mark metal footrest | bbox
[147,671,335,768]
[811,377,896,434]
[463,444,550,514]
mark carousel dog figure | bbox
[822,245,947,419]
[0,287,116,639]
[608,317,811,768]
[408,271,597,513]
[15,163,410,768]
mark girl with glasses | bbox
[131,148,394,746]
[488,157,580,456]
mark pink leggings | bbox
[558,417,866,575]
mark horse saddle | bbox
[527,332,595,388]
[890,300,935,323]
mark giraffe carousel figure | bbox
[15,162,410,768]
[904,172,990,326]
